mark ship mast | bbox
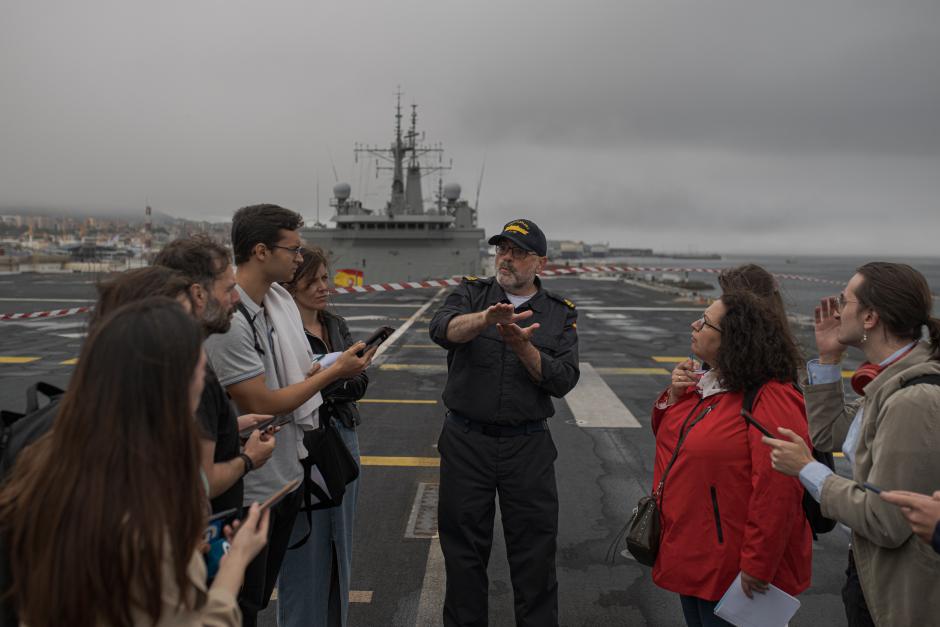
[354,89,451,217]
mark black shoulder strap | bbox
[237,303,266,356]
[900,374,940,389]
[742,387,761,414]
[740,385,775,438]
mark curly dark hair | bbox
[715,290,802,392]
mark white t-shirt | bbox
[506,292,534,308]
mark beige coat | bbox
[21,549,240,627]
[805,342,940,627]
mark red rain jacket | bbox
[650,382,813,601]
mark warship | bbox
[301,94,485,286]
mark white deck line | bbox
[372,288,444,363]
[414,537,446,626]
[564,362,642,428]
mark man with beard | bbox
[429,219,580,627]
[154,235,276,514]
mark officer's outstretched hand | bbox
[484,303,533,327]
[497,321,540,349]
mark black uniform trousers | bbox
[438,415,559,627]
[238,488,303,627]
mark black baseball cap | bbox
[487,219,547,257]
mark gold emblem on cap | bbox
[504,220,530,236]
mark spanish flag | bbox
[334,269,364,288]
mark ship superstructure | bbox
[301,93,485,285]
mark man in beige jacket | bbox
[762,262,940,627]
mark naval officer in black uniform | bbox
[429,219,580,627]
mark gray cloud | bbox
[1,0,939,256]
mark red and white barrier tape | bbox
[0,266,843,320]
[0,306,93,321]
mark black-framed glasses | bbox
[270,244,305,256]
[694,314,722,333]
[495,243,536,260]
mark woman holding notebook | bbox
[651,291,812,626]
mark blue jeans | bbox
[680,595,734,627]
[278,422,360,627]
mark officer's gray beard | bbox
[496,265,536,295]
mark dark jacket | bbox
[429,276,579,425]
[305,310,368,429]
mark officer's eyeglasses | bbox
[495,244,536,260]
[270,244,305,256]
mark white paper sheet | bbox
[312,351,342,369]
[714,573,800,627]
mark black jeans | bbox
[238,488,303,627]
[679,595,734,627]
[842,549,875,627]
[438,416,559,627]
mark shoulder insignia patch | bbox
[563,298,576,309]
[463,275,478,281]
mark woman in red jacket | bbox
[651,291,813,627]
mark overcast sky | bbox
[2,0,938,255]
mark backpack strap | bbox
[900,374,940,389]
[25,382,65,414]
[236,302,266,356]
[740,385,776,438]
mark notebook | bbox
[713,573,800,627]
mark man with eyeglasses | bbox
[204,204,373,626]
[430,218,580,627]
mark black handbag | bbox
[623,401,716,566]
[288,416,360,549]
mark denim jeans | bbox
[278,421,360,627]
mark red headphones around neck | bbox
[849,343,917,396]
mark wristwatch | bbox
[239,453,254,475]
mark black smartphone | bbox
[741,409,775,438]
[357,326,395,357]
[862,482,883,494]
[239,415,291,440]
[259,478,302,513]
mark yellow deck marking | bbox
[60,358,79,365]
[379,363,445,371]
[361,456,440,467]
[652,356,687,363]
[359,399,438,405]
[595,367,671,375]
[349,590,374,603]
[0,356,41,364]
[270,589,372,602]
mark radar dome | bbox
[333,183,351,200]
[443,183,462,202]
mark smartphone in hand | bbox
[259,478,302,513]
[357,326,395,357]
[239,415,292,440]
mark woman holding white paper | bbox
[281,248,370,627]
[651,291,812,627]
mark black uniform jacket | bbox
[429,275,580,425]
[305,309,369,429]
